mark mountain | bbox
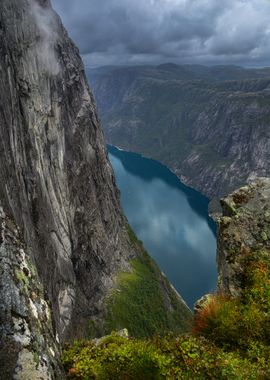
[0,1,191,378]
[62,178,270,379]
[89,64,270,202]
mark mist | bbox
[30,0,60,75]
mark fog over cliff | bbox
[31,0,60,74]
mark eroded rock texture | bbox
[0,0,137,342]
[0,5,191,378]
[0,208,64,379]
[217,178,270,296]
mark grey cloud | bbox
[51,0,270,67]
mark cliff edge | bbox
[0,1,191,377]
[217,178,270,296]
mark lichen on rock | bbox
[0,207,64,379]
[217,178,270,297]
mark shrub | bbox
[62,251,270,379]
[62,334,263,379]
[193,254,270,351]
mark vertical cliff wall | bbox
[0,2,191,371]
[0,0,134,341]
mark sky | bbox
[51,0,270,68]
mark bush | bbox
[193,253,270,354]
[62,334,264,379]
[62,252,270,379]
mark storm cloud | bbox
[51,0,270,67]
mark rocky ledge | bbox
[217,178,270,297]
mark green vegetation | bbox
[15,268,30,287]
[194,251,270,350]
[126,224,139,245]
[191,250,270,377]
[104,225,191,337]
[63,249,270,379]
[105,253,191,338]
[62,334,263,379]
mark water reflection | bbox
[108,145,217,308]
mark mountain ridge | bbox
[89,63,270,201]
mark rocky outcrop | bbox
[217,178,270,297]
[89,64,270,200]
[0,2,191,375]
[0,207,64,379]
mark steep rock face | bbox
[89,65,270,200]
[0,207,64,379]
[0,0,191,358]
[0,0,132,341]
[217,178,270,296]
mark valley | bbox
[108,145,216,308]
[89,64,270,202]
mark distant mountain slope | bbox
[89,64,270,201]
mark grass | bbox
[62,248,270,379]
[105,251,191,338]
[126,224,139,245]
[103,225,191,338]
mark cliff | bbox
[89,64,270,200]
[217,178,270,297]
[62,179,270,379]
[0,0,133,342]
[0,1,191,377]
[0,207,64,379]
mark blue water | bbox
[108,145,217,308]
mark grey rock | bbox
[217,178,270,297]
[93,328,129,346]
[0,0,137,342]
[0,2,191,378]
[0,208,64,379]
[194,294,213,315]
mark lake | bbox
[108,145,217,308]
